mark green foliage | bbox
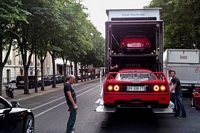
[146,0,200,49]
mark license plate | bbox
[127,86,146,91]
[127,43,141,48]
[19,81,24,83]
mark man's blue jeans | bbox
[170,93,176,111]
[66,104,77,133]
[175,94,186,117]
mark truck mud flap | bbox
[152,107,174,114]
[95,99,117,113]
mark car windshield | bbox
[115,73,156,81]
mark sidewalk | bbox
[2,78,100,101]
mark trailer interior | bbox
[106,21,164,72]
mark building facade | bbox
[2,46,78,87]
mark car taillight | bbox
[153,85,159,91]
[107,85,113,91]
[153,85,166,92]
[120,43,126,48]
[107,85,120,91]
[143,43,150,48]
[160,85,166,91]
[114,85,120,91]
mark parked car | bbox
[38,76,51,86]
[55,75,62,83]
[16,76,39,89]
[0,96,34,132]
[49,75,62,84]
[120,35,151,54]
[191,87,200,109]
[77,73,87,80]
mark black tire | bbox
[23,115,34,133]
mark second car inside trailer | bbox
[95,8,174,114]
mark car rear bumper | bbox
[103,93,170,105]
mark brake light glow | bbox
[114,85,120,91]
[120,43,126,48]
[160,85,166,91]
[153,85,159,91]
[107,85,113,91]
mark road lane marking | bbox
[34,85,100,118]
[32,83,99,110]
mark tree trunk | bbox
[0,35,3,96]
[52,52,56,88]
[41,60,44,90]
[74,61,78,83]
[34,46,38,92]
[81,65,83,82]
[70,61,73,74]
[0,67,3,96]
[24,65,29,94]
[63,59,67,86]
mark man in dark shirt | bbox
[110,62,119,72]
[64,75,78,133]
[170,70,186,119]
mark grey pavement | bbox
[2,78,100,101]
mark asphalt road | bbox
[17,80,200,133]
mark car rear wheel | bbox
[23,115,34,133]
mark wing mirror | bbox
[11,101,21,108]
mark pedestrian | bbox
[170,70,186,119]
[110,60,119,72]
[168,70,176,111]
[64,75,78,133]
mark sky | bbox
[81,0,152,37]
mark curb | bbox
[4,78,100,102]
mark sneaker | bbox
[177,116,186,119]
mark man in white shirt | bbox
[169,70,176,111]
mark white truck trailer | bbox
[163,49,200,94]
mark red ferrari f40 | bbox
[103,69,170,108]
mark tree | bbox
[146,0,200,49]
[0,0,29,95]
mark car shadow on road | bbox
[98,108,163,133]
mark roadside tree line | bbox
[146,0,200,49]
[0,0,105,95]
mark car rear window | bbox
[115,73,156,81]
